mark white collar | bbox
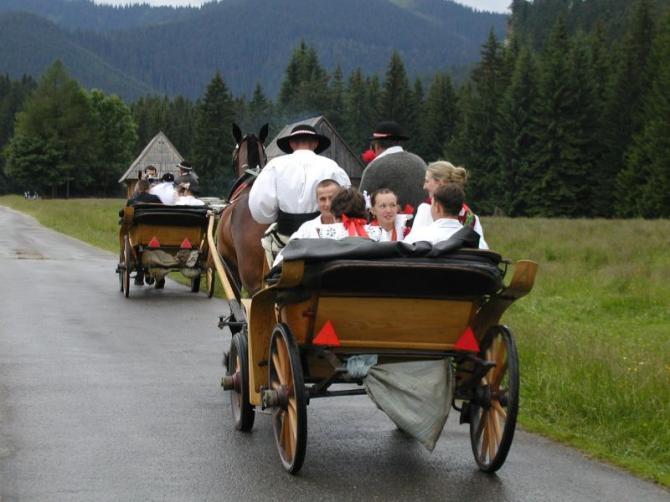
[373,145,404,161]
[433,218,462,228]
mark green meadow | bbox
[1,195,669,486]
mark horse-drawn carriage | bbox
[211,228,537,474]
[117,203,213,297]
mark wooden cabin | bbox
[118,132,184,198]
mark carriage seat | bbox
[130,204,209,227]
[267,227,505,298]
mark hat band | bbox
[290,130,317,137]
[372,132,393,138]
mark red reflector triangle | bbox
[180,237,192,249]
[454,327,480,352]
[313,320,340,346]
[148,237,160,248]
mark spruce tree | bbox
[379,51,412,130]
[343,68,372,154]
[617,13,670,217]
[192,71,236,195]
[327,65,345,132]
[423,72,459,162]
[495,48,539,216]
[407,78,425,156]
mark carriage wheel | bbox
[190,274,201,293]
[122,236,131,298]
[155,277,165,289]
[227,332,255,431]
[206,267,216,298]
[268,323,307,474]
[469,325,519,473]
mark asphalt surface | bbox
[0,205,668,502]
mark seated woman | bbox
[150,173,178,205]
[368,188,412,241]
[405,183,487,247]
[273,188,382,267]
[414,161,488,249]
[127,179,162,206]
[175,176,205,206]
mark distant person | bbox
[413,160,488,249]
[127,179,162,206]
[177,161,198,182]
[289,179,342,239]
[143,165,159,185]
[359,121,426,211]
[175,175,205,206]
[150,173,178,205]
[404,184,486,248]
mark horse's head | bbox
[232,123,269,179]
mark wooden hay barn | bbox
[265,116,364,186]
[118,131,183,197]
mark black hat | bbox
[161,173,174,182]
[178,161,193,172]
[276,124,331,154]
[368,121,409,141]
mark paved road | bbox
[0,206,668,502]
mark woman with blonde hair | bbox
[413,160,488,248]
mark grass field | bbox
[2,194,669,486]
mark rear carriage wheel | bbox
[227,332,255,431]
[268,324,307,474]
[206,267,216,298]
[122,235,131,298]
[469,325,519,473]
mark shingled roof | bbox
[265,116,364,184]
[118,131,184,184]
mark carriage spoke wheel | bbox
[227,332,255,431]
[206,267,216,298]
[268,323,307,475]
[122,235,131,298]
[469,325,519,473]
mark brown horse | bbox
[214,123,269,298]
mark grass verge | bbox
[2,195,669,486]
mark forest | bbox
[1,0,669,217]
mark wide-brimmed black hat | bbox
[368,121,409,141]
[277,124,331,154]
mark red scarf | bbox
[341,215,369,238]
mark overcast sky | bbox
[93,1,511,14]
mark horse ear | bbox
[232,123,242,144]
[259,123,269,144]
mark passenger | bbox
[144,165,158,182]
[150,173,178,205]
[414,161,488,249]
[404,184,486,248]
[273,189,381,267]
[126,179,162,206]
[289,179,342,239]
[368,188,412,242]
[177,160,199,182]
[175,175,205,206]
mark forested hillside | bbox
[0,0,506,98]
[0,13,156,101]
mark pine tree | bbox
[379,51,412,129]
[192,71,236,195]
[423,72,459,162]
[617,12,670,217]
[407,78,425,156]
[495,48,539,216]
[327,65,345,132]
[343,68,371,154]
[605,0,655,210]
[278,41,330,117]
[248,82,273,134]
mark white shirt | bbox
[150,182,177,205]
[404,218,479,246]
[368,145,404,165]
[249,150,351,224]
[289,214,328,240]
[413,203,488,249]
[175,195,205,206]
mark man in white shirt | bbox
[404,184,487,249]
[249,124,350,263]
